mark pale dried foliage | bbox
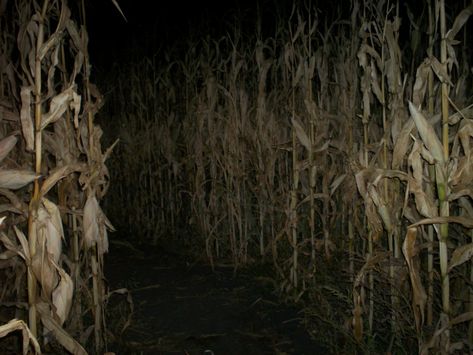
[0,0,114,354]
[106,1,473,353]
[102,0,473,352]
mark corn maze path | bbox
[105,240,327,355]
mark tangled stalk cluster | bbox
[0,0,116,353]
[103,1,473,352]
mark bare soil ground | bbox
[105,240,328,355]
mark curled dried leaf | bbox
[51,261,73,325]
[41,86,76,130]
[402,227,426,333]
[408,101,444,164]
[448,243,473,273]
[0,318,41,355]
[446,4,473,42]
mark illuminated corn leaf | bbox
[0,169,36,190]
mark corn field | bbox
[0,0,116,354]
[1,0,473,353]
[102,0,473,353]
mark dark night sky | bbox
[83,0,444,82]
[84,0,352,70]
[86,0,283,65]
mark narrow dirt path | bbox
[105,241,327,355]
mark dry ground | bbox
[105,239,328,355]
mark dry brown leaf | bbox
[352,291,363,342]
[356,173,383,235]
[412,59,431,107]
[32,244,58,299]
[450,311,473,326]
[409,216,473,229]
[98,209,114,255]
[458,198,473,223]
[0,318,41,354]
[40,86,76,130]
[446,4,473,42]
[355,168,408,234]
[38,32,61,64]
[51,260,73,325]
[408,101,444,163]
[0,135,17,163]
[428,55,453,86]
[298,192,328,207]
[65,18,83,53]
[37,302,86,355]
[457,120,473,155]
[37,3,70,61]
[291,117,310,151]
[407,173,438,219]
[0,231,26,261]
[392,118,415,169]
[368,184,392,233]
[448,243,473,273]
[370,61,384,104]
[45,45,59,98]
[450,121,473,187]
[83,193,99,249]
[70,91,81,129]
[41,198,64,263]
[0,169,36,190]
[40,163,85,198]
[19,86,34,151]
[402,227,426,333]
[408,140,424,184]
[330,174,346,196]
[102,138,119,163]
[0,104,19,122]
[13,226,30,261]
[449,188,473,202]
[0,188,26,214]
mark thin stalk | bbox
[438,0,450,350]
[379,13,397,332]
[81,0,103,350]
[28,0,50,337]
[291,129,298,289]
[363,120,373,335]
[426,0,435,328]
[469,229,473,347]
[71,207,82,331]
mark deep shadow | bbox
[105,238,328,355]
